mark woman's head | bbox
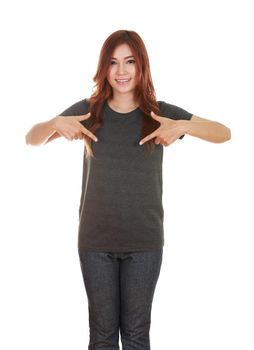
[92,30,156,103]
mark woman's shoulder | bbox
[58,98,90,116]
[157,100,179,111]
[157,100,193,121]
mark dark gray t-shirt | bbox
[59,99,193,252]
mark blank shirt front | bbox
[59,99,193,252]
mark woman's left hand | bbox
[139,111,183,146]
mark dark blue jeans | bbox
[78,248,163,350]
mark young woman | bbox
[25,29,231,350]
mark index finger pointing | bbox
[79,124,98,142]
[139,131,157,145]
[139,131,157,146]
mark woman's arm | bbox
[25,113,97,146]
[177,115,231,143]
[139,112,231,146]
[25,117,58,146]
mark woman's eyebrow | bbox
[111,56,134,60]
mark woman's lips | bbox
[115,78,131,86]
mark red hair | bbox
[84,29,161,158]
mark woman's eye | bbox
[110,60,135,65]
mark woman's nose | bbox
[116,63,126,74]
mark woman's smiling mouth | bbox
[115,78,131,85]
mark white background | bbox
[1,0,253,349]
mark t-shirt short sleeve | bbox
[58,98,91,128]
[158,100,193,139]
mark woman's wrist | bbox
[177,120,190,136]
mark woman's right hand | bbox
[51,112,98,142]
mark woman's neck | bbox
[107,95,139,113]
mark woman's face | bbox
[106,43,138,95]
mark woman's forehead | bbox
[111,43,133,58]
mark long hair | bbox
[83,29,161,158]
